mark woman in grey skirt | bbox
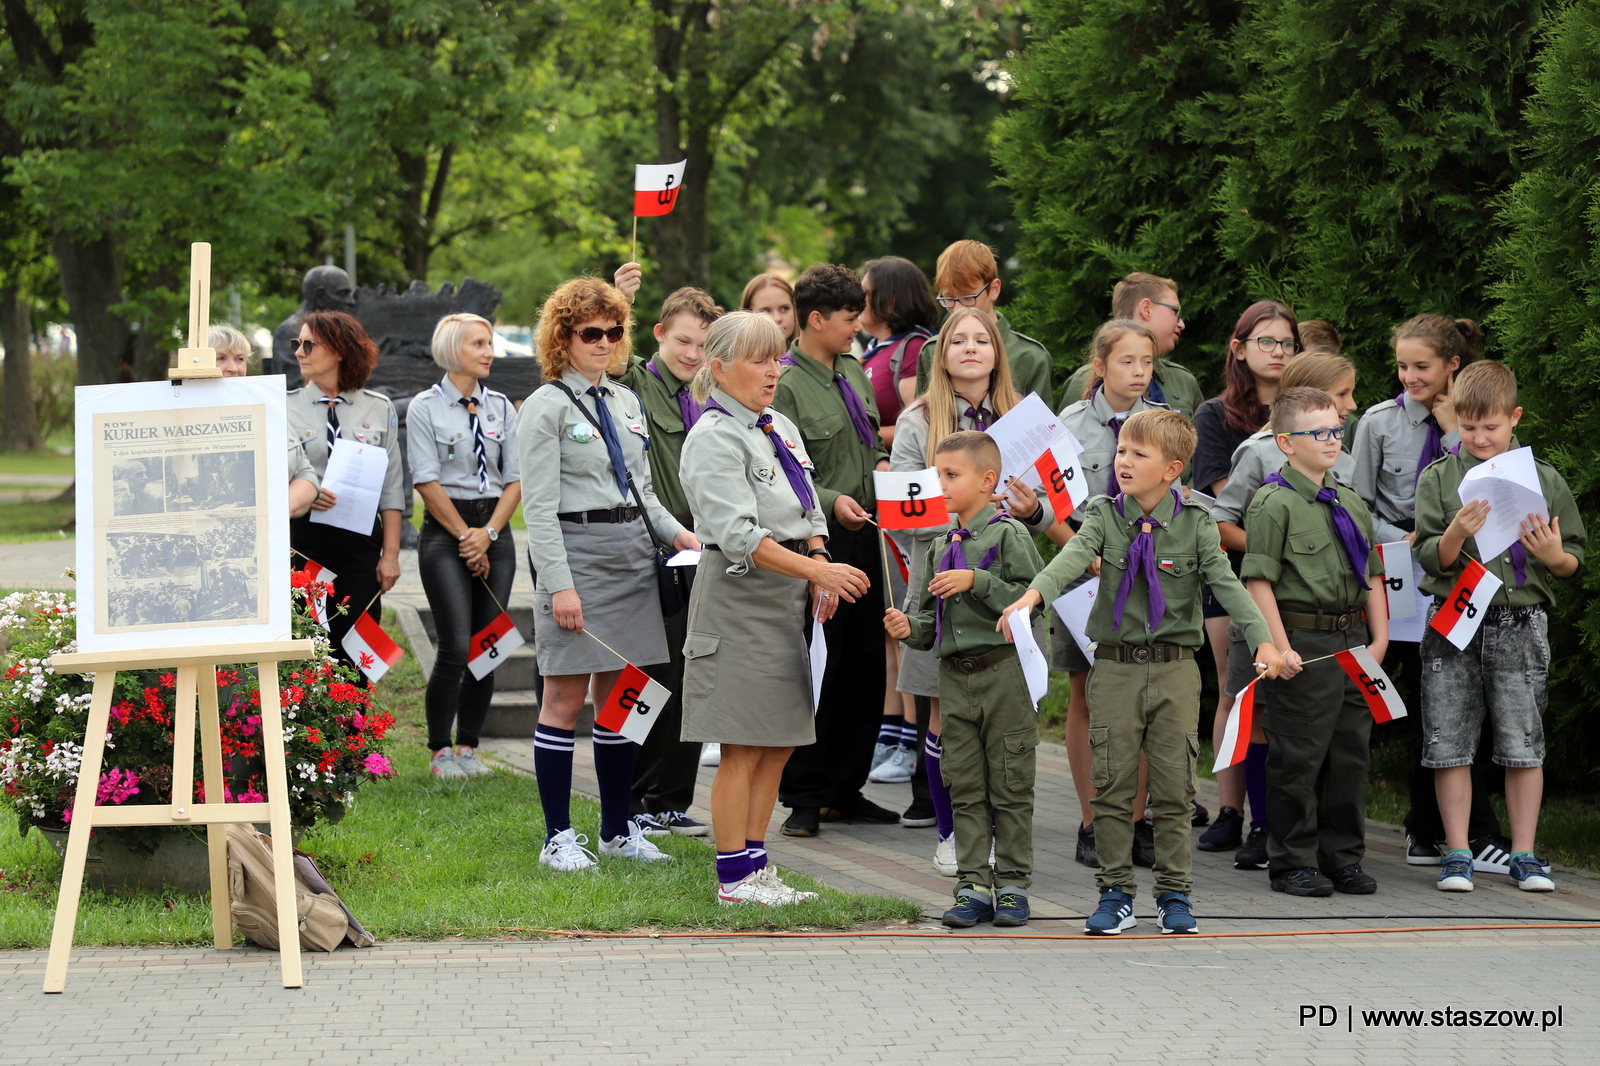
[680,312,870,906]
[518,277,701,872]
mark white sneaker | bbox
[538,828,597,872]
[757,865,818,902]
[869,741,896,772]
[933,833,957,877]
[599,819,675,862]
[868,745,915,783]
[431,748,468,780]
[700,743,721,767]
[453,748,491,776]
[718,870,794,907]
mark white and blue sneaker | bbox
[1436,853,1474,892]
[1084,887,1136,936]
[600,819,675,863]
[1156,891,1198,934]
[1508,854,1554,892]
[869,741,896,772]
[868,745,915,783]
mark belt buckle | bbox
[1336,612,1352,630]
[1131,645,1152,664]
[957,655,981,674]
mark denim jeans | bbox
[1420,604,1548,769]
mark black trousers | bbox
[291,515,382,674]
[1389,641,1503,842]
[631,604,700,814]
[780,522,886,811]
[418,501,515,750]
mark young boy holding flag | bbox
[1414,360,1584,893]
[1241,387,1389,898]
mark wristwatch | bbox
[808,548,832,562]
[486,526,499,542]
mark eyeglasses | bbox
[1247,336,1299,354]
[294,338,318,353]
[936,287,987,310]
[1151,299,1184,319]
[575,325,626,345]
[1280,426,1347,442]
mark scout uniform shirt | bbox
[405,377,520,499]
[1349,393,1462,543]
[916,312,1053,406]
[772,342,889,517]
[1240,465,1383,612]
[1413,436,1586,608]
[620,355,695,529]
[898,504,1043,656]
[287,434,318,488]
[286,381,407,513]
[1211,429,1356,528]
[1064,356,1206,419]
[1030,491,1273,650]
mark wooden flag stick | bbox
[582,627,628,664]
[478,575,510,617]
[878,528,896,600]
[632,216,638,266]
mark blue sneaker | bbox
[1508,854,1554,892]
[993,888,1030,927]
[1084,887,1136,936]
[942,887,995,928]
[1156,891,1198,934]
[1436,853,1474,892]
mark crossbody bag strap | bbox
[545,380,666,547]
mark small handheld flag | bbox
[634,161,687,218]
[1214,678,1258,772]
[1376,541,1416,620]
[341,612,404,683]
[467,611,527,680]
[1429,558,1503,650]
[301,560,336,630]
[1334,645,1408,722]
[874,468,951,530]
[1033,434,1087,522]
[595,663,673,745]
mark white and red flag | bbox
[301,560,336,629]
[1376,541,1416,619]
[1033,434,1088,522]
[874,468,951,530]
[1213,677,1258,772]
[1429,558,1503,650]
[467,611,526,680]
[341,612,404,683]
[1334,645,1408,722]
[595,663,672,745]
[634,161,687,217]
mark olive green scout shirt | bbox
[917,312,1053,405]
[619,355,693,529]
[900,504,1044,656]
[1030,490,1272,649]
[1240,464,1383,612]
[1414,436,1586,608]
[1062,356,1206,419]
[773,343,889,517]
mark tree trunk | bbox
[649,1,714,292]
[51,229,135,385]
[0,285,42,451]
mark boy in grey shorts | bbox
[1414,361,1585,893]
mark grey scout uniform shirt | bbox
[406,376,520,498]
[516,367,686,593]
[772,344,888,518]
[287,381,406,513]
[1414,435,1586,608]
[916,312,1052,407]
[1349,394,1462,544]
[619,355,694,529]
[1211,429,1356,527]
[1030,490,1273,651]
[899,503,1044,656]
[287,435,317,488]
[1058,390,1172,519]
[680,387,829,577]
[1064,356,1205,419]
[1240,464,1383,612]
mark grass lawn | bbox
[0,449,74,478]
[0,448,75,544]
[0,615,919,949]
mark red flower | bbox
[291,569,311,589]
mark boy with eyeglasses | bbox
[1063,273,1205,417]
[918,240,1053,405]
[1242,387,1389,898]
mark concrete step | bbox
[485,690,594,739]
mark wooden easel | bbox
[44,243,312,992]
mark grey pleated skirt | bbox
[532,517,669,676]
[679,549,815,747]
[895,533,940,698]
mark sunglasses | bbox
[294,338,318,353]
[576,326,626,345]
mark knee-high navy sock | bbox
[925,732,954,840]
[591,726,636,842]
[533,724,575,842]
[1245,742,1270,829]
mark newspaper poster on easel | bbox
[44,243,312,994]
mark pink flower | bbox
[361,753,394,777]
[95,768,140,806]
[237,786,265,803]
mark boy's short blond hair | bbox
[659,287,722,329]
[1120,409,1196,466]
[1110,273,1178,319]
[1270,386,1338,436]
[1451,360,1519,420]
[934,429,1002,479]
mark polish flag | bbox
[341,612,404,683]
[301,560,336,629]
[466,611,526,680]
[595,663,673,745]
[1034,434,1088,522]
[634,161,687,217]
[881,531,910,585]
[874,468,951,530]
[1429,558,1503,650]
[1376,541,1415,619]
[1334,645,1408,722]
[1213,677,1257,772]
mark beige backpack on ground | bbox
[226,824,374,951]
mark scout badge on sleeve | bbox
[342,612,404,683]
[467,611,526,680]
[1214,678,1258,772]
[1429,557,1503,650]
[1334,645,1407,722]
[1376,541,1416,619]
[874,468,952,530]
[1033,431,1087,522]
[595,664,672,745]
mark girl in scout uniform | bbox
[408,313,521,782]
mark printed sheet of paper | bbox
[1186,488,1216,510]
[667,549,701,567]
[1385,561,1432,643]
[310,437,387,535]
[809,613,827,714]
[986,393,1067,487]
[1009,610,1051,708]
[1457,446,1546,561]
[1051,579,1098,655]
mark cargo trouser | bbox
[1086,657,1202,897]
[937,648,1038,893]
[1262,622,1372,878]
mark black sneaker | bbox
[1075,822,1097,868]
[1197,806,1244,852]
[1467,835,1551,875]
[899,798,937,828]
[821,797,900,825]
[942,888,995,928]
[1271,867,1334,897]
[1405,832,1444,866]
[1234,825,1269,870]
[1132,819,1156,868]
[1328,864,1377,894]
[781,807,820,837]
[653,811,709,837]
[1191,800,1210,827]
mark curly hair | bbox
[535,278,634,379]
[302,311,379,393]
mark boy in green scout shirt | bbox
[1242,387,1389,898]
[885,430,1044,929]
[999,410,1284,935]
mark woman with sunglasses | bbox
[286,310,406,671]
[517,277,701,872]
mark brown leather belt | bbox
[1093,644,1195,664]
[1279,608,1363,632]
[944,644,1019,674]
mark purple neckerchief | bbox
[1397,390,1444,485]
[933,512,1008,647]
[962,401,994,430]
[1263,472,1371,584]
[781,352,876,446]
[647,360,703,430]
[1446,441,1527,587]
[1092,386,1129,497]
[1109,489,1180,631]
[705,397,816,513]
